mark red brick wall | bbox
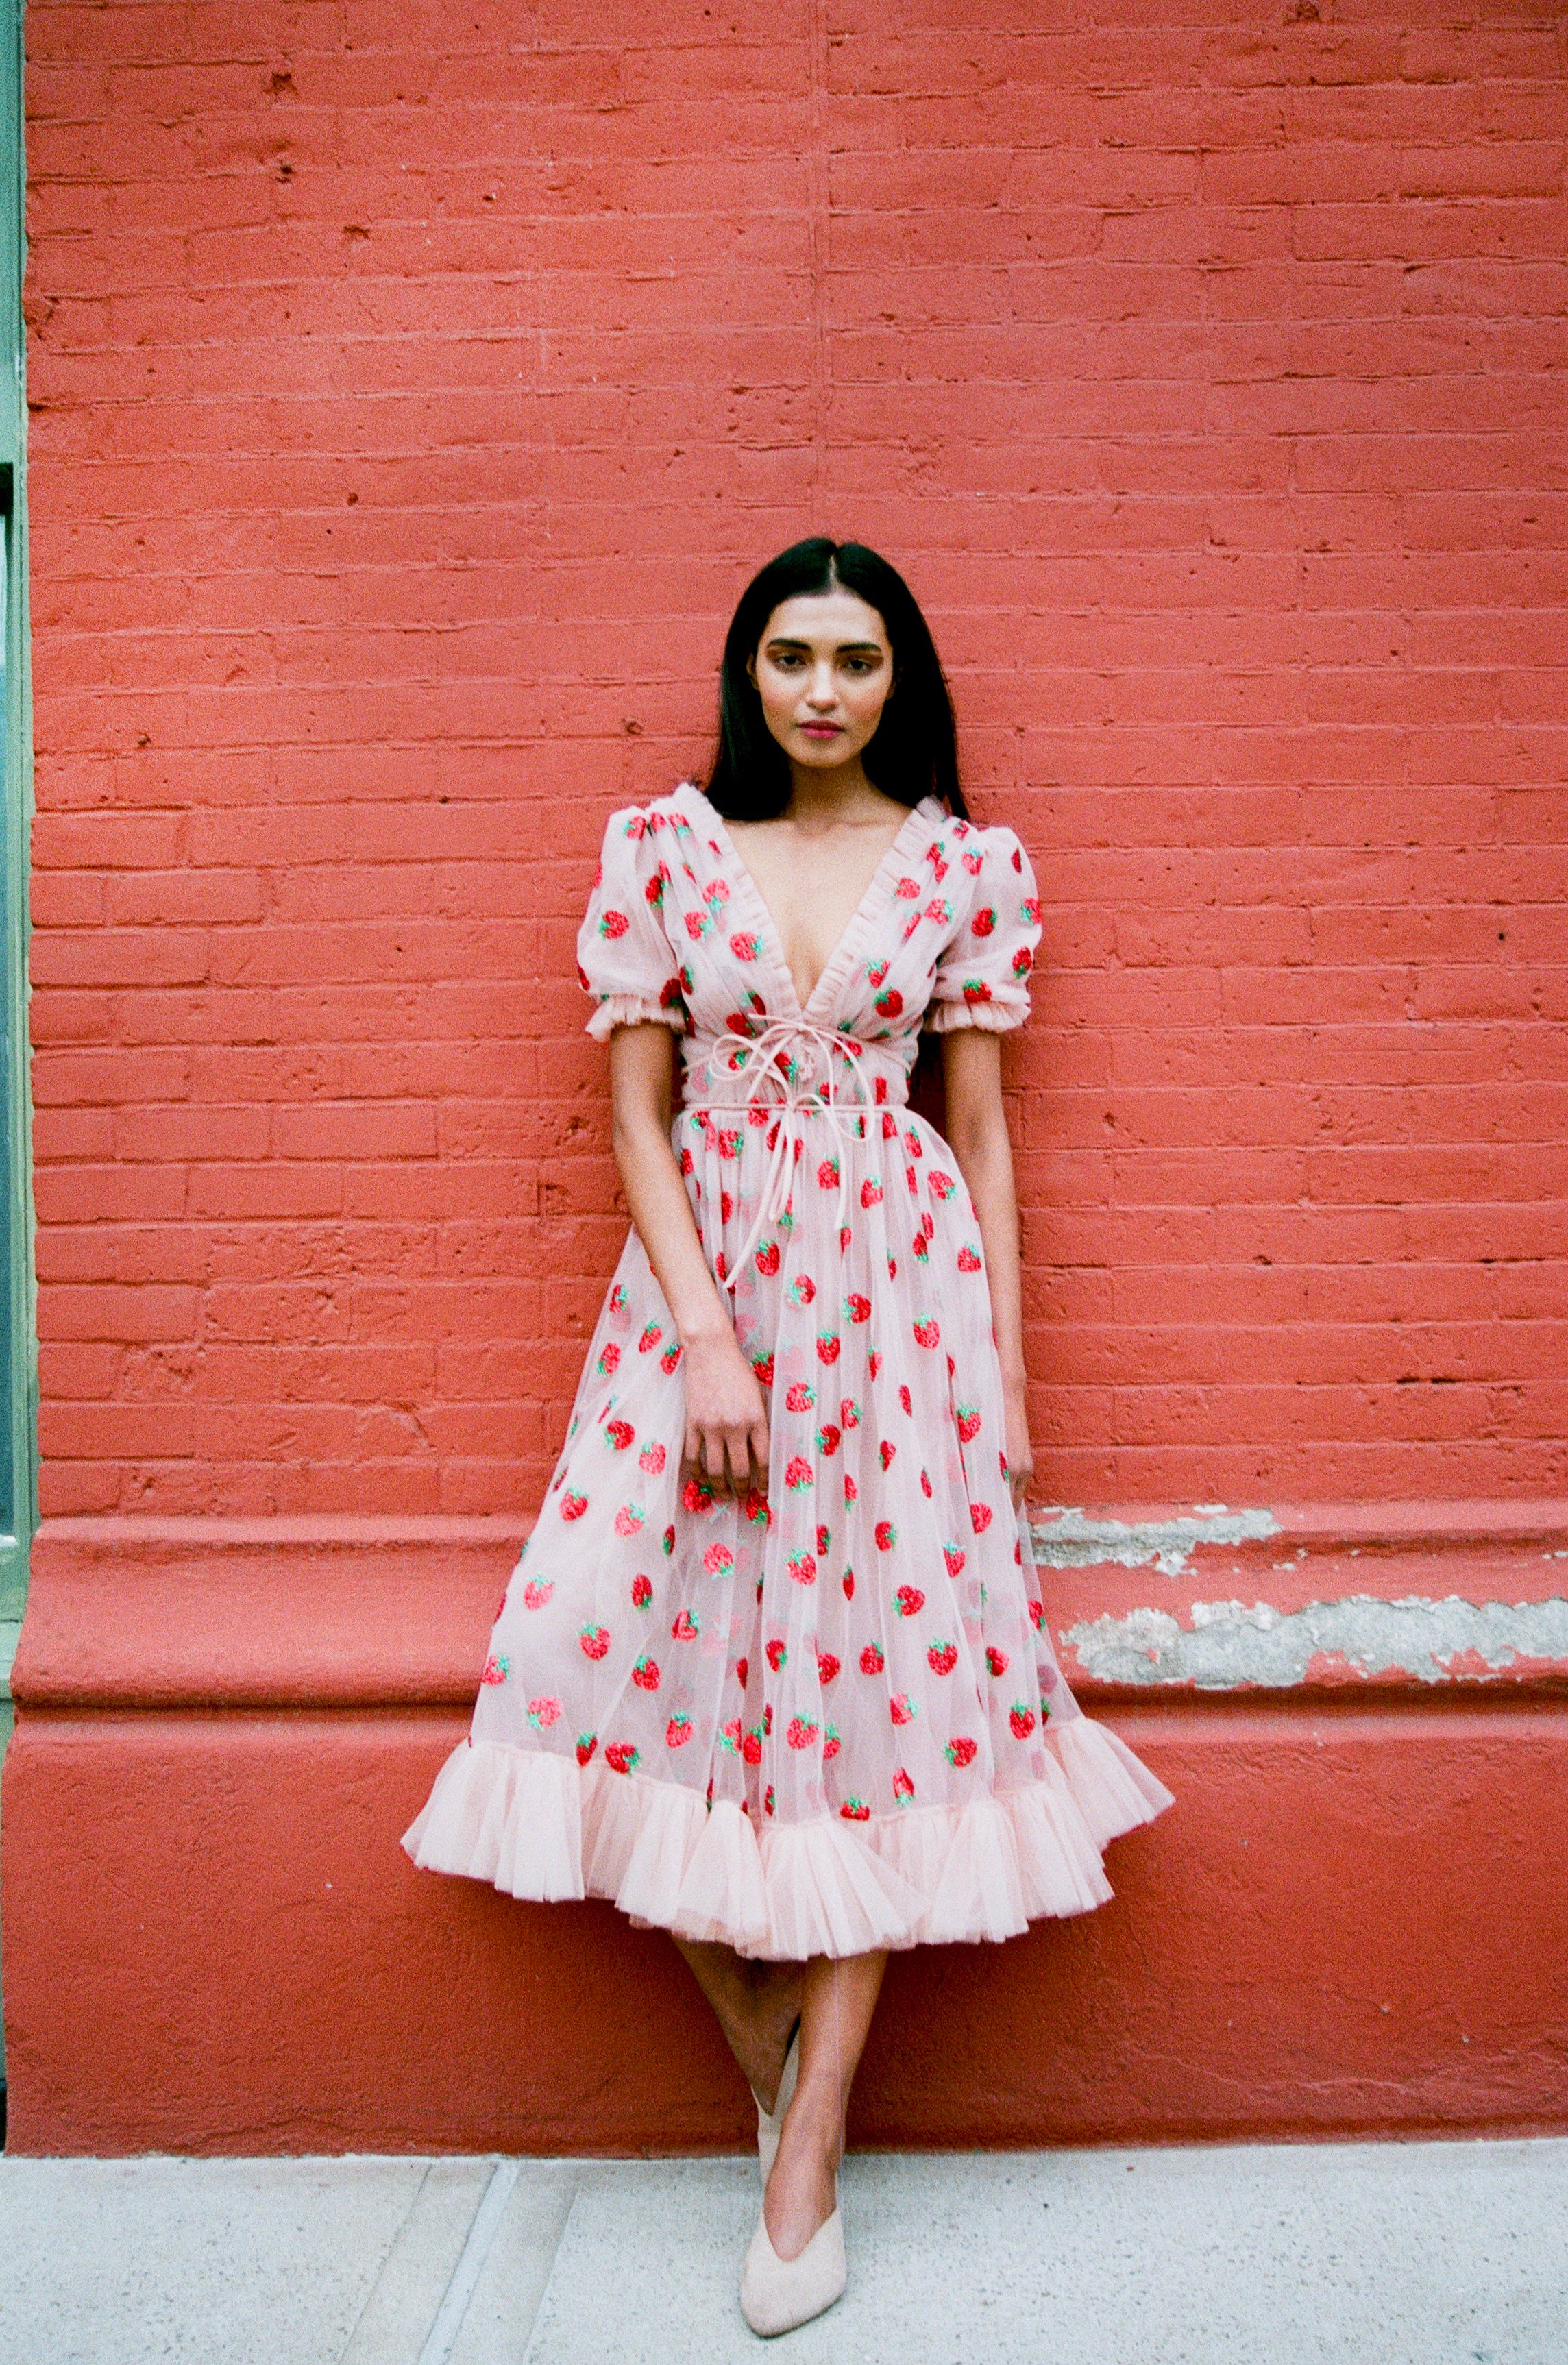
[24,1,1568,1518]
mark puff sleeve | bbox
[924,824,1042,1033]
[576,806,689,1041]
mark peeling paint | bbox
[1063,1593,1568,1690]
[1031,1505,1280,1578]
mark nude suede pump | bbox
[739,2196,847,2338]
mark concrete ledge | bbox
[12,1501,1568,1710]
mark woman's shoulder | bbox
[599,783,703,846]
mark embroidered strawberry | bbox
[662,1523,677,1556]
[876,1521,898,1552]
[970,1502,993,1534]
[683,1478,715,1515]
[816,1157,840,1188]
[985,1645,1009,1678]
[844,1292,871,1324]
[879,1440,896,1471]
[637,1442,667,1473]
[666,1714,694,1748]
[868,958,890,987]
[840,1397,861,1428]
[742,1728,763,1763]
[962,978,994,1005]
[604,1419,634,1451]
[890,1693,916,1726]
[892,1768,915,1802]
[561,1491,588,1522]
[927,1639,959,1676]
[961,848,983,875]
[751,1352,775,1386]
[840,1797,870,1821]
[945,1735,978,1767]
[765,1637,787,1673]
[1029,1598,1046,1631]
[523,1580,553,1611]
[943,1542,966,1578]
[1013,944,1033,977]
[730,931,761,961]
[920,1467,933,1497]
[576,1732,598,1765]
[613,1504,646,1537]
[790,1273,816,1306]
[528,1695,562,1728]
[818,1651,840,1684]
[894,1584,924,1617]
[816,1523,831,1555]
[672,1609,700,1641]
[763,1784,776,1816]
[609,1283,629,1314]
[785,1456,813,1491]
[929,1171,955,1201]
[786,1716,819,1751]
[604,1741,639,1776]
[631,1654,660,1691]
[745,1489,771,1526]
[659,1341,682,1373]
[597,1342,620,1375]
[579,1624,610,1660]
[720,1717,744,1754]
[701,1541,734,1578]
[600,908,630,940]
[1009,1702,1036,1740]
[874,988,903,1018]
[860,1641,885,1675]
[860,1178,883,1207]
[972,905,996,938]
[817,1333,841,1364]
[955,1404,982,1444]
[898,1384,913,1415]
[842,1570,856,1600]
[957,1245,982,1274]
[912,1319,940,1348]
[785,1381,815,1413]
[736,1658,748,1687]
[822,1724,842,1761]
[816,1423,842,1456]
[480,1654,510,1685]
[786,1552,818,1586]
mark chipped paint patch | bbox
[1064,1593,1568,1690]
[1031,1505,1280,1578]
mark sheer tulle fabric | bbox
[403,785,1172,1955]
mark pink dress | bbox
[403,783,1172,1956]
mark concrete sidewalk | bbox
[0,2138,1561,2365]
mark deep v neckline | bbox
[685,783,938,1022]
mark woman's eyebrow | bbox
[764,636,886,655]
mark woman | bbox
[404,538,1173,2336]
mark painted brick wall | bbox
[23,1,1568,1518]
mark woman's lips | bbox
[798,722,843,739]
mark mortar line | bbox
[416,2158,522,2365]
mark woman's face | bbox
[749,588,894,776]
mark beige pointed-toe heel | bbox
[739,2196,846,2338]
[753,2024,800,2185]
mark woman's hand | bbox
[681,1323,772,1499]
[1003,1375,1033,1511]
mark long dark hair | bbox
[705,538,967,820]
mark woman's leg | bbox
[764,1949,887,2259]
[672,1937,803,2112]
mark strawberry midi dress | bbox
[403,783,1173,1957]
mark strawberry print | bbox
[406,788,1177,1966]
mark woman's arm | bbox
[938,1029,1033,1508]
[608,1023,770,1498]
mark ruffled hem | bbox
[401,1719,1173,1959]
[923,994,1029,1035]
[584,994,686,1044]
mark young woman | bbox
[404,539,1173,2336]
